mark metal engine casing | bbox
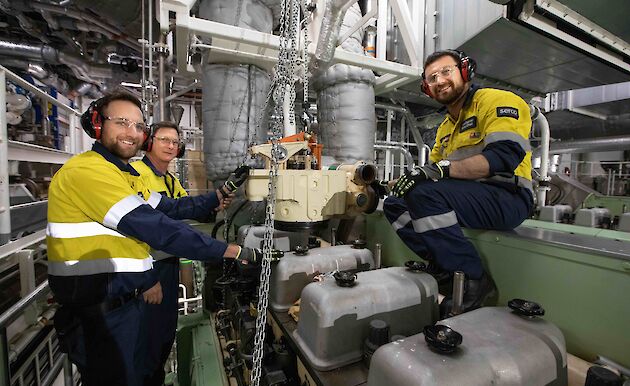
[292,267,439,371]
[367,307,568,386]
[269,244,374,312]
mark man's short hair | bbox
[150,121,181,137]
[96,91,143,118]
[423,50,463,76]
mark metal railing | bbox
[1,65,81,246]
[569,160,630,196]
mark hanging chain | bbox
[302,0,312,126]
[249,0,301,385]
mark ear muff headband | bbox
[421,50,477,98]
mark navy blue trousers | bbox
[383,179,532,279]
[54,298,146,386]
[142,258,180,386]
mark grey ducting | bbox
[0,39,112,88]
[0,60,70,94]
[199,0,278,181]
[313,4,376,164]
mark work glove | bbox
[237,247,284,264]
[370,180,390,198]
[219,165,251,197]
[392,163,449,198]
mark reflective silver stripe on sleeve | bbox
[447,143,485,161]
[48,256,153,276]
[411,211,458,233]
[392,211,412,231]
[147,191,162,209]
[47,222,125,238]
[103,194,146,229]
[484,131,531,152]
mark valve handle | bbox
[424,325,462,354]
[508,298,545,317]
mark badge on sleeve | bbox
[496,107,519,119]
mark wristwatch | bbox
[436,159,451,178]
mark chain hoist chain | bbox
[249,0,301,384]
[302,0,312,122]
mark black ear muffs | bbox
[80,98,104,139]
[421,49,477,99]
[142,124,186,158]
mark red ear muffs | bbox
[80,98,105,139]
[91,108,102,140]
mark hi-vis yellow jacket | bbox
[430,86,533,196]
[131,157,188,200]
[47,147,155,277]
[47,143,227,283]
[132,156,188,262]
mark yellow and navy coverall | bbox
[384,86,533,278]
[47,142,226,386]
[131,156,188,386]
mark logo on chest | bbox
[459,116,477,133]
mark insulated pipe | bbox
[0,70,9,245]
[531,106,550,208]
[199,0,276,181]
[314,4,376,164]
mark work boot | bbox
[424,260,453,295]
[439,272,497,319]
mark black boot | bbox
[424,260,453,295]
[439,272,497,319]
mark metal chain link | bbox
[249,0,301,384]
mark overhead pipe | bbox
[29,2,141,52]
[0,39,112,87]
[531,106,550,209]
[544,136,630,155]
[0,60,70,94]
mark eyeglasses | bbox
[425,65,459,85]
[104,116,148,133]
[153,136,182,147]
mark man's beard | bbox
[102,137,141,161]
[434,81,466,105]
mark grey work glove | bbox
[237,247,284,264]
[219,165,251,197]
